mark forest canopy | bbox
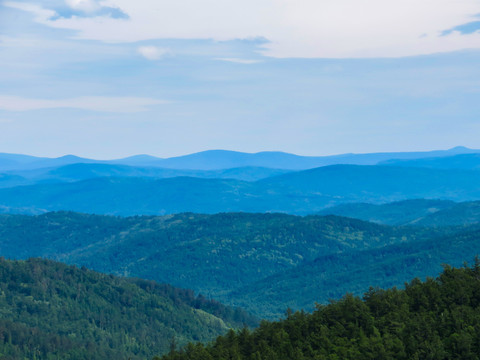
[160,260,480,360]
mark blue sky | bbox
[1,0,480,158]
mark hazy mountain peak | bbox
[449,146,471,151]
[1,147,480,172]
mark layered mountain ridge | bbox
[1,146,478,171]
[0,147,479,216]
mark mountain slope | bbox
[230,224,480,317]
[0,258,256,360]
[413,201,480,227]
[380,153,480,170]
[0,177,257,215]
[1,165,480,215]
[318,199,457,225]
[259,165,480,201]
[161,262,480,360]
[2,163,290,186]
[318,199,480,227]
[148,147,479,170]
[0,212,451,318]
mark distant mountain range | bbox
[0,163,290,188]
[1,146,478,171]
[0,147,479,216]
[0,165,479,215]
[380,152,480,170]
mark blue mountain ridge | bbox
[0,165,480,215]
[1,146,478,171]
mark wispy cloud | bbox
[215,58,261,64]
[6,0,480,58]
[62,0,129,19]
[0,96,168,113]
[137,46,171,60]
[3,2,56,22]
[3,0,128,21]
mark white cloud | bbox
[0,96,168,112]
[215,58,261,64]
[3,1,57,22]
[137,46,171,60]
[5,0,480,58]
[65,0,101,13]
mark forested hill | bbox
[318,199,480,226]
[0,211,473,319]
[160,262,480,360]
[0,212,436,307]
[0,258,256,360]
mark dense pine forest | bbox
[0,258,256,359]
[160,261,480,360]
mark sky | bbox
[1,0,480,159]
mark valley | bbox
[0,211,478,319]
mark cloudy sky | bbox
[1,0,480,158]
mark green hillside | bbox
[0,212,456,318]
[0,258,256,360]
[161,261,480,360]
[231,225,480,317]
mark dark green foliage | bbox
[230,225,480,317]
[161,262,480,360]
[1,211,477,318]
[0,212,439,318]
[0,258,255,359]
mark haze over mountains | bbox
[0,147,480,216]
[380,152,480,170]
[0,146,478,171]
